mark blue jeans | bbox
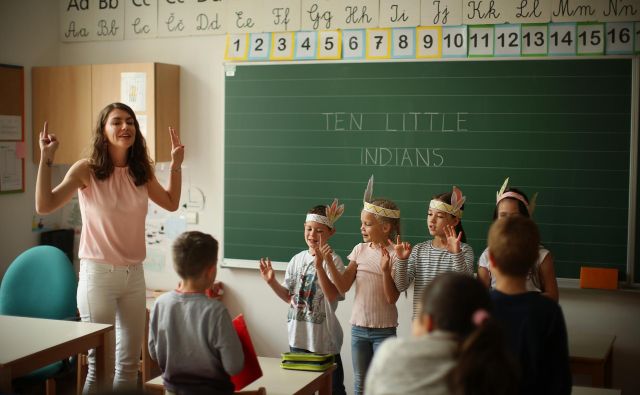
[351,326,396,395]
[289,347,346,395]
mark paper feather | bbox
[363,175,374,203]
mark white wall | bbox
[1,1,639,394]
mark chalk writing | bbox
[361,147,444,167]
[322,112,468,132]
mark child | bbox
[394,186,474,319]
[259,199,347,395]
[324,176,404,395]
[148,231,244,395]
[488,216,572,395]
[477,178,559,301]
[365,272,519,395]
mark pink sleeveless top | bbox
[78,167,148,265]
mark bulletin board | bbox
[0,64,25,193]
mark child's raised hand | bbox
[259,257,275,284]
[389,235,412,260]
[444,225,462,254]
[379,244,392,272]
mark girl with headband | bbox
[476,178,559,301]
[393,186,475,319]
[324,176,408,395]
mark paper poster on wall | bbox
[120,72,147,112]
[0,142,22,192]
[0,115,21,140]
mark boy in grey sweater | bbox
[149,231,244,395]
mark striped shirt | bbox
[348,243,399,328]
[394,240,474,319]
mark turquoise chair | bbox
[0,245,78,394]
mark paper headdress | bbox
[496,177,537,215]
[362,175,400,218]
[429,186,466,218]
[305,198,345,229]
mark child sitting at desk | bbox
[365,272,518,395]
[487,216,571,395]
[148,231,244,395]
[259,200,347,395]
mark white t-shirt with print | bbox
[283,250,345,354]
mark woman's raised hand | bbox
[39,122,59,163]
[444,224,462,254]
[169,127,184,168]
[389,235,412,260]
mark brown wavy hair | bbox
[88,102,153,186]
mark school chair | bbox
[0,245,78,395]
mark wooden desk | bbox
[0,315,112,393]
[569,332,616,388]
[572,385,621,395]
[145,356,335,395]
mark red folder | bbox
[231,314,263,391]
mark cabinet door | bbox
[32,65,92,164]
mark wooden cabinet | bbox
[32,63,179,164]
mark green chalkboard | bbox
[224,58,633,280]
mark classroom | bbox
[2,0,640,394]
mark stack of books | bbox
[280,352,335,372]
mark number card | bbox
[442,26,467,58]
[521,24,547,57]
[270,32,295,61]
[577,23,604,55]
[636,22,640,53]
[605,23,634,55]
[248,33,271,61]
[225,34,249,61]
[495,24,520,57]
[549,23,576,56]
[318,30,341,59]
[366,28,391,59]
[416,26,441,59]
[295,31,317,60]
[392,28,416,58]
[468,25,494,57]
[343,29,366,59]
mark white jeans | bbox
[78,259,146,394]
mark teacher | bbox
[36,102,184,393]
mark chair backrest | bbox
[0,245,77,319]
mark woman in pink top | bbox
[324,176,411,395]
[35,102,184,393]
